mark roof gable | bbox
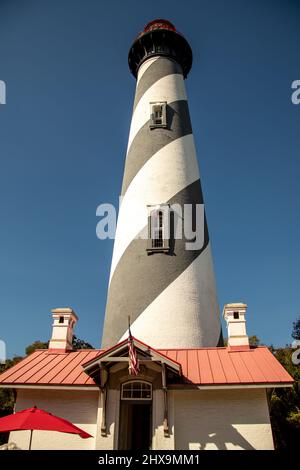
[82,337,182,377]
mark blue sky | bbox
[0,0,299,357]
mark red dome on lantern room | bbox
[129,18,192,78]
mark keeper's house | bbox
[0,305,293,450]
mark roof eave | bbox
[0,383,98,391]
[168,382,294,390]
[0,381,293,391]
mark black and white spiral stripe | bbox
[102,57,222,349]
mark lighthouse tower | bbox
[102,20,222,349]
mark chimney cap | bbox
[222,303,247,319]
[51,307,78,321]
[223,303,247,309]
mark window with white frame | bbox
[121,381,152,400]
[150,102,167,128]
[147,204,170,253]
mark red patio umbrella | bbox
[0,406,92,449]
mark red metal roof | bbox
[159,347,293,386]
[0,350,101,387]
[0,346,293,388]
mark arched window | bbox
[121,381,152,401]
[147,204,170,253]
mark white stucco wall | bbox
[9,386,274,450]
[173,388,274,450]
[9,388,99,450]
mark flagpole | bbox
[128,315,131,375]
[127,315,139,376]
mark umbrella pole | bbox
[29,430,33,450]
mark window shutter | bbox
[162,208,170,249]
[161,103,167,127]
[147,214,153,251]
[150,111,155,128]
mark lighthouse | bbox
[102,19,222,349]
[0,19,294,452]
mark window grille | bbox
[121,381,152,400]
[150,102,167,128]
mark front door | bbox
[118,381,152,450]
[119,402,152,450]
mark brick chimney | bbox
[223,303,249,350]
[48,308,78,352]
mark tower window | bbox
[233,312,239,320]
[59,316,64,324]
[153,211,163,248]
[147,204,170,254]
[150,102,167,128]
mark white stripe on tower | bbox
[102,20,222,349]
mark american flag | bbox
[128,325,139,376]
